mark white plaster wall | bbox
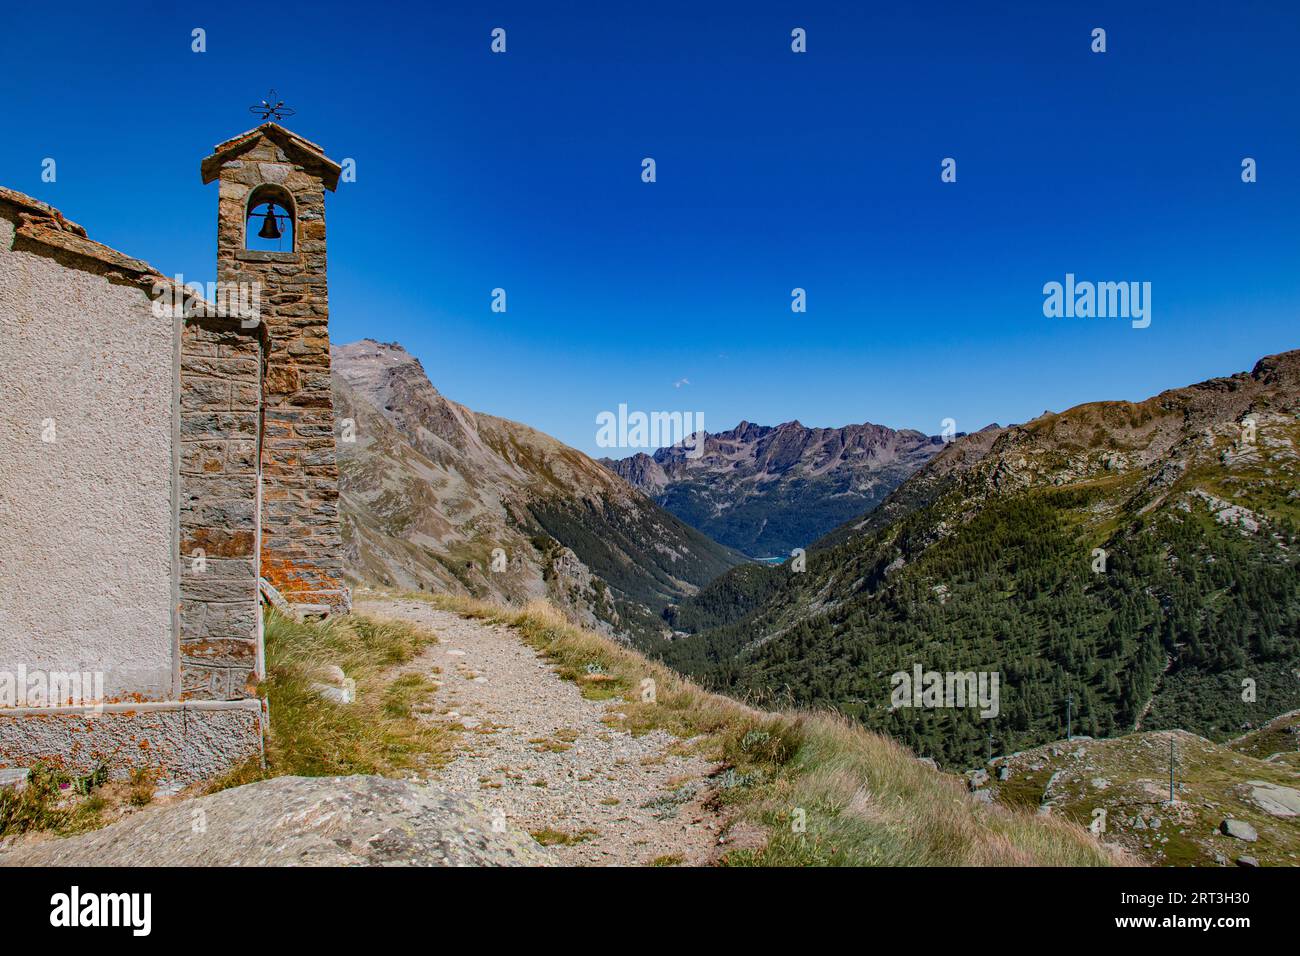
[0,216,176,701]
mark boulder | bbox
[0,775,552,867]
[311,663,356,704]
[1220,818,1258,842]
[311,680,356,704]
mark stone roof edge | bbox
[212,121,328,155]
[201,122,342,190]
[0,186,88,237]
[0,185,221,317]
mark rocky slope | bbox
[660,349,1300,767]
[332,340,743,645]
[603,419,945,557]
[978,718,1300,867]
[0,775,551,866]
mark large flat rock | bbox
[1247,781,1300,818]
[0,775,552,867]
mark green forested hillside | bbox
[657,351,1300,768]
[663,487,1300,767]
[520,496,743,632]
[664,561,784,633]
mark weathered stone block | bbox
[181,664,232,699]
[179,528,256,559]
[179,498,256,529]
[180,473,258,502]
[181,441,226,474]
[180,411,259,439]
[230,382,260,409]
[180,557,255,581]
[179,599,207,639]
[181,355,258,379]
[181,574,256,603]
[225,440,258,472]
[201,602,258,641]
[181,376,231,410]
[178,638,257,668]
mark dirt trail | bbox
[360,597,729,866]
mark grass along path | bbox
[363,592,1126,866]
[5,595,1126,866]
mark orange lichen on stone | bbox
[260,552,346,598]
[182,528,256,559]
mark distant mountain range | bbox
[332,340,743,644]
[659,349,1300,767]
[602,420,947,557]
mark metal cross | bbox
[249,89,296,122]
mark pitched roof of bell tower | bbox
[200,122,342,190]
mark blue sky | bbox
[2,1,1297,456]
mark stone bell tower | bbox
[201,122,349,613]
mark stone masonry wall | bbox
[0,701,264,785]
[1,186,266,783]
[213,133,348,612]
[178,316,263,699]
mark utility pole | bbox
[1169,735,1176,804]
[1066,692,1073,741]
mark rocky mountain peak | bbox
[604,416,945,555]
[333,339,485,463]
[331,339,741,644]
[1252,348,1300,386]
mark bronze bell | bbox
[256,203,282,240]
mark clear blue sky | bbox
[3,1,1297,456]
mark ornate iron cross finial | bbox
[249,89,296,122]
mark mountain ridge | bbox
[602,417,948,556]
[331,338,744,644]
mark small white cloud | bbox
[673,378,690,389]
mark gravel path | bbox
[359,598,727,866]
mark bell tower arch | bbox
[245,183,296,251]
[202,122,349,613]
